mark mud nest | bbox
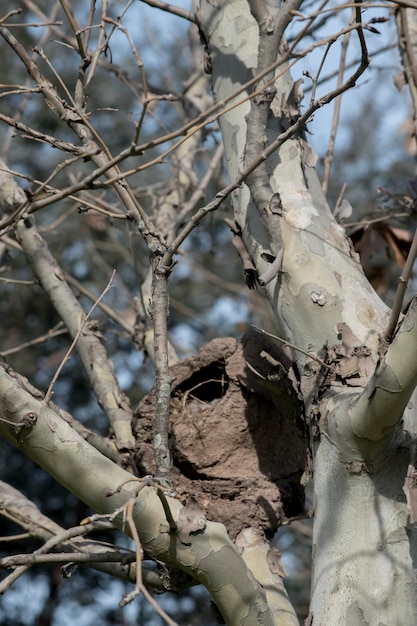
[133,329,307,538]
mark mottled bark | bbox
[199,0,417,623]
[1,1,417,623]
[0,364,276,626]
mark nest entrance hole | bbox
[177,360,229,403]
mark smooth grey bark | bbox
[199,0,417,623]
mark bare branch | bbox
[353,295,417,440]
[0,323,67,357]
[1,550,135,568]
[0,369,277,625]
[0,25,158,242]
[139,0,197,23]
[3,364,122,465]
[0,479,170,590]
[44,270,116,403]
[0,159,135,451]
[0,506,115,593]
[17,217,135,450]
[151,257,174,485]
[384,227,417,343]
[321,22,352,194]
[252,326,331,370]
[64,272,135,336]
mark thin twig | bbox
[333,182,348,216]
[384,228,417,343]
[0,8,371,242]
[64,272,134,336]
[177,142,224,221]
[0,9,23,25]
[0,519,114,593]
[124,497,144,596]
[102,15,149,145]
[252,326,332,370]
[139,0,197,23]
[0,25,157,240]
[44,270,115,403]
[0,276,36,286]
[322,19,352,195]
[346,212,409,227]
[120,493,178,625]
[0,323,67,357]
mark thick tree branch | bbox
[200,0,388,367]
[0,480,176,591]
[236,528,299,625]
[352,295,417,440]
[2,364,122,464]
[0,367,276,626]
[17,218,135,451]
[0,160,135,452]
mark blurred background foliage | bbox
[0,0,416,624]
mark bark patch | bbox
[133,330,306,538]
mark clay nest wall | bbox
[133,328,307,539]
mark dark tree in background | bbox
[1,0,417,624]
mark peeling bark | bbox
[0,364,277,626]
[199,0,417,622]
[1,1,417,623]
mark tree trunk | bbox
[199,0,417,622]
[1,1,417,623]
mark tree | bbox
[1,0,417,624]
